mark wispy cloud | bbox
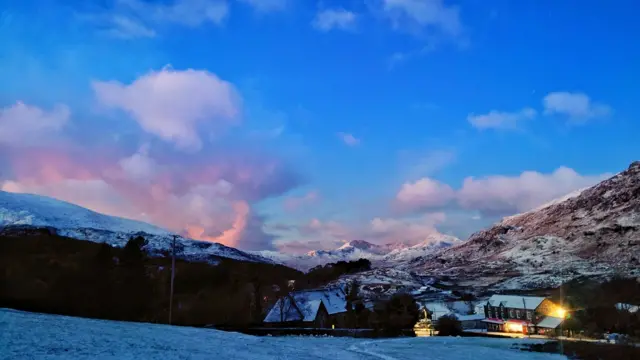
[104,15,157,38]
[376,0,467,67]
[337,132,361,146]
[312,8,357,32]
[83,0,229,39]
[467,107,537,130]
[380,0,463,37]
[283,190,319,211]
[236,0,289,13]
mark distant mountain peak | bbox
[338,240,377,250]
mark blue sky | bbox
[1,0,638,252]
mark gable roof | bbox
[536,316,564,329]
[486,295,546,310]
[264,287,347,323]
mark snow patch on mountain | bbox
[0,190,273,264]
[256,235,461,272]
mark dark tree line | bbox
[305,259,371,287]
[0,232,301,326]
[553,277,640,339]
[1,231,425,333]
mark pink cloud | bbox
[369,212,448,246]
[1,147,298,250]
[93,67,241,151]
[395,166,612,217]
[283,190,319,211]
[457,167,612,215]
[395,177,455,211]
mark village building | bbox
[263,287,348,328]
[482,295,566,335]
[420,301,487,332]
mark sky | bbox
[1,0,639,254]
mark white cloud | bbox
[543,91,611,122]
[381,0,462,36]
[396,177,455,210]
[235,0,289,13]
[337,132,360,146]
[0,102,70,147]
[457,167,612,215]
[93,67,241,151]
[312,8,357,32]
[467,107,536,130]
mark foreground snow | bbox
[0,309,565,359]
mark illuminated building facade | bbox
[482,295,566,335]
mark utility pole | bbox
[523,297,529,338]
[169,235,176,325]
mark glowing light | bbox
[506,322,524,333]
[555,308,567,318]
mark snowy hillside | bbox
[1,308,563,360]
[255,236,461,272]
[402,161,640,290]
[0,190,273,264]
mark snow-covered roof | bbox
[422,302,485,322]
[615,303,639,313]
[423,302,453,320]
[536,316,564,329]
[486,295,546,310]
[264,287,347,323]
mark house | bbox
[615,303,639,313]
[421,301,487,331]
[263,287,348,328]
[482,295,566,335]
[455,313,486,330]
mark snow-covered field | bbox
[0,309,565,360]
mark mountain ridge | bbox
[393,161,640,290]
[0,190,274,265]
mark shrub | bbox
[436,315,463,336]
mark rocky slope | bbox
[403,161,640,290]
[0,190,273,264]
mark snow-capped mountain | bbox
[256,236,461,272]
[402,161,640,290]
[0,190,273,264]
